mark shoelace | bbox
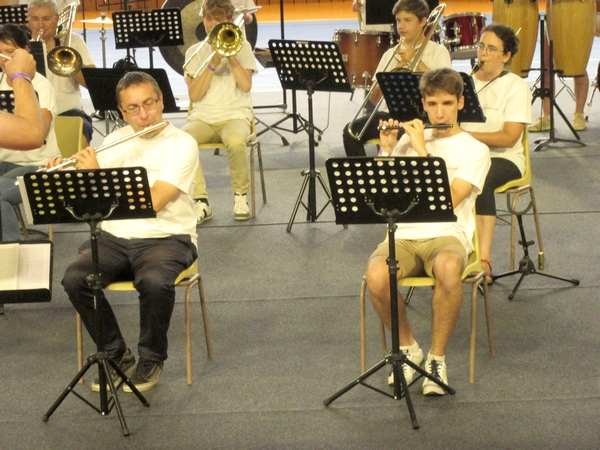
[429,360,442,380]
[138,360,156,379]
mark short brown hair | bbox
[392,0,429,21]
[202,0,235,20]
[116,72,162,107]
[419,68,464,101]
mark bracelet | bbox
[10,72,32,83]
[207,64,215,72]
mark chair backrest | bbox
[494,128,531,193]
[54,116,83,159]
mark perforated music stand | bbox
[82,68,180,116]
[268,39,352,231]
[377,71,486,123]
[323,156,457,429]
[0,5,27,25]
[19,167,156,437]
[113,8,184,68]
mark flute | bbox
[377,124,453,131]
[39,122,167,172]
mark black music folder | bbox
[0,240,53,304]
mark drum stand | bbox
[531,13,585,152]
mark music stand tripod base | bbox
[20,168,156,437]
[323,157,458,429]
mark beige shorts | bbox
[369,236,468,278]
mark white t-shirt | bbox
[44,33,94,113]
[375,41,451,112]
[0,72,59,165]
[97,123,199,247]
[186,40,257,124]
[390,130,490,253]
[462,72,532,175]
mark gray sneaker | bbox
[123,358,164,393]
[194,199,212,225]
[91,348,136,392]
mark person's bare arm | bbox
[0,49,45,149]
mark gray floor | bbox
[2,16,600,450]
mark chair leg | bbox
[76,313,84,384]
[528,186,545,270]
[257,141,267,204]
[185,283,193,385]
[482,275,496,358]
[198,275,213,360]
[469,277,480,384]
[13,204,29,240]
[249,143,256,218]
[359,279,367,373]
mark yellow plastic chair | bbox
[13,116,84,240]
[76,260,213,385]
[494,129,544,270]
[359,228,496,384]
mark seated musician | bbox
[182,0,258,224]
[366,68,490,395]
[49,72,199,393]
[343,0,451,157]
[28,0,95,148]
[461,24,532,284]
[0,23,59,242]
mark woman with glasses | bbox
[462,23,532,283]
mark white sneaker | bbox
[422,357,448,396]
[387,345,424,386]
[233,194,251,221]
[193,200,212,225]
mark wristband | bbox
[10,72,32,83]
[207,64,215,72]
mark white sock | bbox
[400,340,420,353]
[427,352,445,363]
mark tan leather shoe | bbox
[572,113,586,131]
[529,115,550,132]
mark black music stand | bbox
[0,4,27,25]
[530,12,584,151]
[19,168,156,437]
[377,71,486,124]
[82,67,180,116]
[267,40,352,231]
[113,8,184,68]
[323,156,457,429]
[491,195,579,300]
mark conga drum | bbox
[492,0,539,77]
[551,0,595,77]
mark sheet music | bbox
[0,243,19,290]
[17,243,51,290]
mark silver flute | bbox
[39,122,166,172]
[377,124,453,131]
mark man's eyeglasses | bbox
[123,98,160,115]
[477,43,503,55]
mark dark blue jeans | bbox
[0,163,36,241]
[62,232,198,362]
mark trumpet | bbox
[39,122,166,173]
[47,2,83,77]
[377,124,453,130]
[182,8,257,80]
[346,4,446,141]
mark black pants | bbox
[62,232,197,362]
[342,112,391,157]
[476,157,522,216]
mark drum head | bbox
[159,0,257,76]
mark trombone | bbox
[47,2,83,77]
[182,7,258,80]
[346,4,446,141]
